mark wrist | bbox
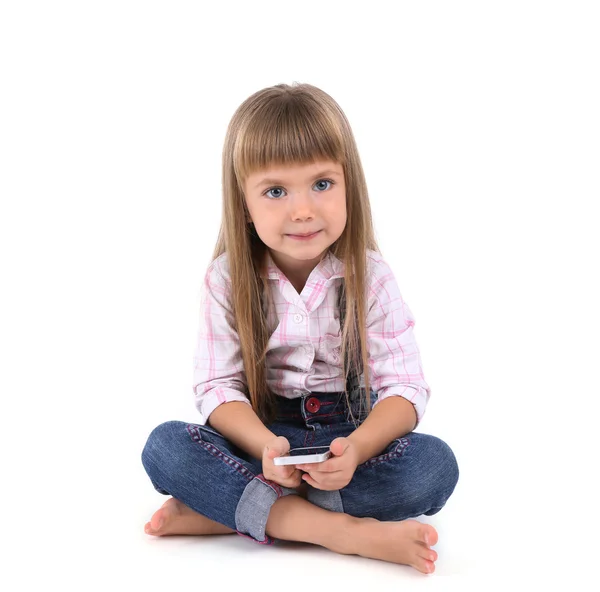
[347,433,371,466]
[255,432,279,460]
[208,401,276,460]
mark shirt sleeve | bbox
[366,258,431,426]
[192,260,252,425]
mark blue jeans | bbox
[141,391,459,545]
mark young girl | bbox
[141,83,459,575]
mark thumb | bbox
[266,437,288,458]
[266,446,283,459]
[330,437,349,457]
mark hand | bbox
[295,437,359,491]
[262,436,303,489]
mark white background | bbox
[1,1,598,590]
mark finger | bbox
[266,443,289,459]
[295,463,323,472]
[298,461,342,474]
[301,473,321,489]
[299,467,342,477]
[295,463,313,471]
[267,437,290,456]
[317,459,342,473]
[286,469,302,487]
[275,462,292,475]
[317,453,347,472]
[296,457,339,470]
[330,437,350,457]
[283,466,299,479]
[302,473,336,491]
[301,468,326,483]
[280,465,300,477]
[271,470,300,488]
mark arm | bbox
[348,256,431,464]
[211,401,304,489]
[347,396,416,465]
[208,401,276,460]
[193,259,271,461]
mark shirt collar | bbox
[261,249,344,282]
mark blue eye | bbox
[265,187,285,199]
[263,179,335,200]
[314,179,333,192]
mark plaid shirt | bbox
[193,249,431,426]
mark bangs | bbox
[233,92,346,181]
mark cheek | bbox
[323,192,345,214]
[329,197,347,227]
[252,215,279,242]
[254,212,276,230]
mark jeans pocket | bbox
[187,423,226,444]
[360,436,411,468]
[187,424,258,465]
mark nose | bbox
[289,191,315,221]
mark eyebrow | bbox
[253,169,342,190]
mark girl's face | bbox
[243,159,347,283]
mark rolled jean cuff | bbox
[235,474,299,544]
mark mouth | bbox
[286,230,321,240]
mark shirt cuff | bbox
[194,387,252,426]
[372,385,430,427]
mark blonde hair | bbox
[212,82,379,424]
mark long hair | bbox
[211,83,379,424]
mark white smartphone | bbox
[272,446,332,466]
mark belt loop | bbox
[300,393,309,421]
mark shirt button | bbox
[293,313,304,324]
[305,397,321,413]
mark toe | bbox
[422,524,438,546]
[150,511,165,532]
[413,557,435,575]
[417,545,438,563]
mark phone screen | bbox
[288,446,330,457]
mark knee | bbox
[417,434,459,507]
[141,420,186,476]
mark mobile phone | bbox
[272,446,332,466]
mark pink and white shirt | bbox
[192,249,431,426]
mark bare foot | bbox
[352,518,439,574]
[144,497,236,537]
